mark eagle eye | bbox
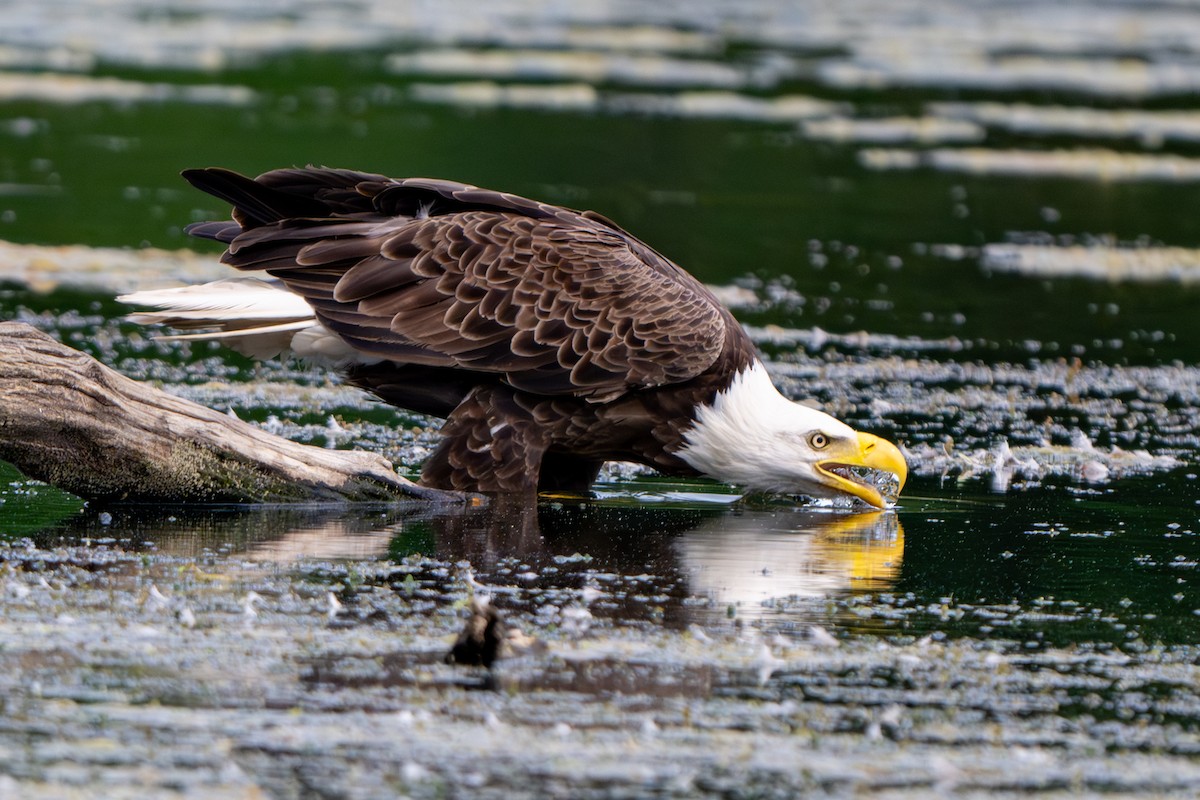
[808,432,830,450]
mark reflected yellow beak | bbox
[815,512,906,590]
[816,431,908,509]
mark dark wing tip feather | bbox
[181,167,332,227]
[184,219,241,243]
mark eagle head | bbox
[678,362,908,509]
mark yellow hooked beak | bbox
[815,431,908,509]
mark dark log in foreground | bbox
[0,322,462,503]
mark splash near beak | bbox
[816,432,908,509]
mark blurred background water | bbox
[5,0,1200,363]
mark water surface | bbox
[1,3,1200,795]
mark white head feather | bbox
[677,361,864,497]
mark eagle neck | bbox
[673,360,844,489]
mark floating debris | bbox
[444,596,506,668]
[410,81,599,111]
[326,591,344,620]
[979,242,1200,283]
[389,49,751,89]
[753,642,785,686]
[908,434,1183,491]
[0,181,59,196]
[821,53,1200,98]
[704,283,761,310]
[800,115,985,144]
[0,43,94,72]
[410,82,843,122]
[443,25,721,55]
[860,147,1200,182]
[144,583,169,613]
[743,323,968,354]
[0,71,256,105]
[0,239,227,294]
[177,605,197,629]
[808,625,840,648]
[242,590,264,623]
[609,90,843,122]
[930,102,1200,145]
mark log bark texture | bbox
[0,322,461,503]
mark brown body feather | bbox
[182,167,758,492]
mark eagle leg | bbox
[537,451,603,494]
[420,386,552,493]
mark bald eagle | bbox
[120,167,907,507]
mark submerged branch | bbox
[0,322,462,504]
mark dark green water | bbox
[2,31,1200,653]
[6,53,1200,363]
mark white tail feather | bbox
[118,277,317,360]
[155,320,317,361]
[118,278,314,325]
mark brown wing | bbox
[185,168,728,401]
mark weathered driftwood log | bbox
[0,322,462,503]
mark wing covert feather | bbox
[203,170,729,401]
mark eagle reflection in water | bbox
[214,501,904,627]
